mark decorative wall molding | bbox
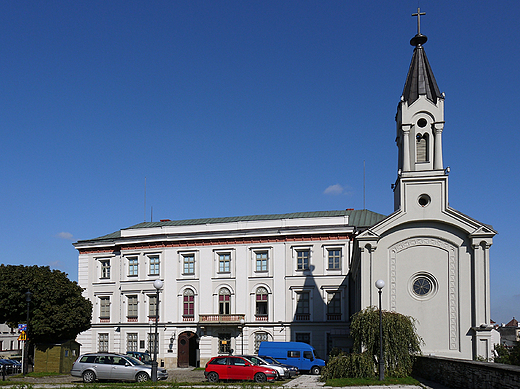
[389,237,458,350]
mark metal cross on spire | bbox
[412,7,426,35]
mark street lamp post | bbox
[375,279,385,381]
[151,279,163,382]
[239,318,245,354]
[23,290,32,375]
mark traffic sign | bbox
[17,331,26,341]
[18,324,27,331]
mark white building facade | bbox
[74,210,384,367]
[75,27,496,365]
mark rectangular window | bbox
[218,333,231,354]
[256,252,268,272]
[297,250,310,270]
[219,253,230,273]
[149,256,160,275]
[254,332,269,354]
[98,333,109,352]
[328,249,341,269]
[149,295,157,318]
[183,255,195,275]
[127,333,138,352]
[219,292,231,315]
[128,295,138,318]
[100,260,111,279]
[296,333,311,344]
[100,297,110,319]
[148,333,158,354]
[296,292,309,314]
[128,257,138,276]
[327,292,341,318]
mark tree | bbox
[350,307,422,377]
[494,342,520,366]
[0,265,92,345]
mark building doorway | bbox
[177,331,199,367]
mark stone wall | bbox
[413,355,520,389]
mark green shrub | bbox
[321,351,374,380]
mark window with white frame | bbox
[255,252,268,272]
[98,333,109,352]
[295,291,310,320]
[148,295,157,318]
[148,333,158,354]
[128,257,138,276]
[256,287,268,317]
[218,333,231,354]
[218,253,230,273]
[183,289,194,318]
[219,288,231,315]
[297,250,310,270]
[328,249,341,269]
[254,332,269,353]
[127,295,138,319]
[327,291,341,319]
[100,260,111,279]
[127,333,138,352]
[99,296,110,319]
[183,254,195,275]
[149,255,159,275]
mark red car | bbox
[204,356,277,383]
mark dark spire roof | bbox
[402,33,442,104]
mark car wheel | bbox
[207,371,219,383]
[135,372,149,382]
[254,372,267,383]
[82,370,96,383]
[310,366,321,375]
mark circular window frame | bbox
[418,194,431,207]
[408,273,437,300]
[417,118,428,128]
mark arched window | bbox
[416,133,429,163]
[219,288,231,315]
[256,287,268,320]
[183,289,194,320]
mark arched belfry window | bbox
[416,133,429,163]
[219,288,231,315]
[256,287,268,320]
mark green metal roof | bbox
[76,209,386,244]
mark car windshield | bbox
[125,356,144,365]
[262,356,280,364]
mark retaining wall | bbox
[413,355,520,389]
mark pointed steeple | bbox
[402,36,442,104]
[402,9,441,104]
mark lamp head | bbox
[239,318,245,325]
[375,279,385,290]
[153,279,164,290]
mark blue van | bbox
[257,342,325,375]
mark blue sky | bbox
[1,1,518,324]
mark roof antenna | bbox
[144,177,147,222]
[363,160,366,210]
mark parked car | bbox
[204,355,277,383]
[235,354,289,379]
[258,355,299,377]
[125,351,152,365]
[258,341,325,375]
[70,352,168,383]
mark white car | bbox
[236,355,289,379]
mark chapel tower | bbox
[393,10,446,211]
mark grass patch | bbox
[325,376,420,387]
